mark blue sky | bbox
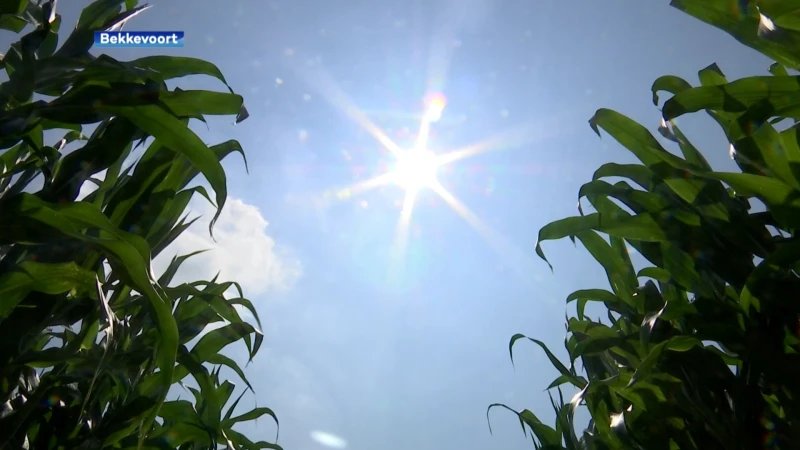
[48,1,773,449]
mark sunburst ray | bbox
[289,51,564,286]
[435,110,576,167]
[429,182,538,284]
[294,61,404,159]
[335,172,396,199]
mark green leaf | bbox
[578,179,671,215]
[37,14,61,59]
[566,289,624,320]
[591,109,717,199]
[0,0,27,16]
[665,336,700,352]
[157,250,210,286]
[698,62,728,87]
[128,56,236,92]
[732,120,799,188]
[77,0,126,29]
[486,403,562,446]
[158,400,200,425]
[666,121,713,171]
[224,427,283,450]
[159,90,245,118]
[536,214,668,269]
[637,267,671,283]
[519,409,563,447]
[3,34,40,103]
[651,75,692,106]
[191,322,259,364]
[576,231,639,304]
[708,171,800,228]
[46,117,138,203]
[0,13,27,32]
[207,353,254,393]
[228,296,263,333]
[671,0,800,69]
[592,109,734,221]
[777,125,800,186]
[0,261,97,317]
[628,340,666,387]
[740,238,800,314]
[629,336,701,387]
[221,407,279,431]
[663,75,800,121]
[0,2,266,447]
[56,3,151,58]
[178,350,223,436]
[770,62,790,76]
[99,104,228,235]
[758,1,800,32]
[509,333,586,389]
[1,194,179,443]
[590,108,694,168]
[593,162,659,190]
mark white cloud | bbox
[152,196,302,296]
[310,431,347,448]
[76,166,301,298]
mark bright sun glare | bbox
[391,148,440,191]
[299,53,555,281]
[388,93,447,192]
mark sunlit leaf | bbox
[651,75,692,106]
[99,104,228,235]
[502,5,800,446]
[671,0,800,69]
[0,2,269,447]
[0,261,97,317]
[129,56,236,92]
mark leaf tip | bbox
[509,333,526,367]
[236,104,250,124]
[588,113,601,138]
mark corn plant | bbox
[0,1,278,448]
[490,1,800,449]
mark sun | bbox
[390,148,440,191]
[386,93,447,192]
[296,45,560,286]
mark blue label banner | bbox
[94,31,184,48]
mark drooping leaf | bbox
[651,75,692,106]
[0,261,97,317]
[99,104,229,235]
[509,333,586,389]
[663,75,800,121]
[128,56,236,92]
[0,1,269,447]
[671,0,800,69]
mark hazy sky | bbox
[46,1,772,449]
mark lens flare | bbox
[425,92,447,122]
